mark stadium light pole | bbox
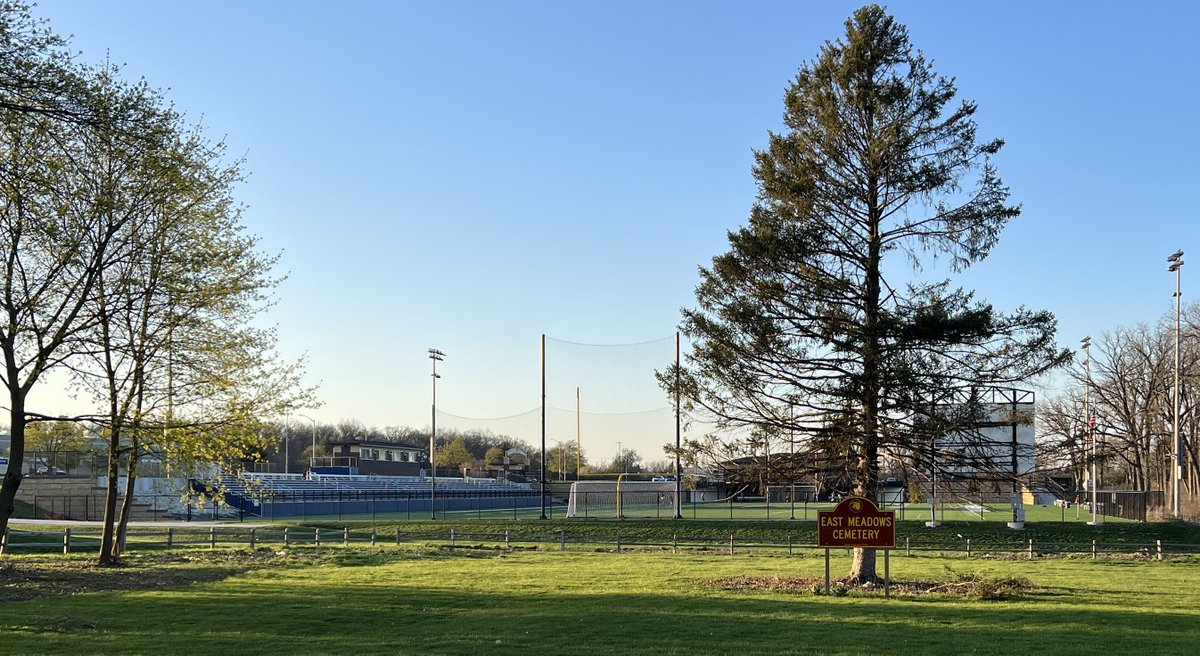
[429,348,445,520]
[540,334,547,520]
[1082,336,1098,526]
[295,413,317,472]
[548,438,568,481]
[1169,250,1184,520]
[283,418,289,475]
[674,331,683,519]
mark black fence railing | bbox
[4,525,1199,559]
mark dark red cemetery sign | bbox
[818,496,896,548]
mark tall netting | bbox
[544,335,678,471]
[433,409,542,454]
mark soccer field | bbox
[2,541,1198,655]
[297,499,1128,524]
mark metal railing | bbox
[4,525,1198,559]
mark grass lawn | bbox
[2,542,1199,655]
[290,499,1130,524]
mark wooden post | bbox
[905,537,910,556]
[371,528,377,547]
[63,528,71,554]
[673,534,678,555]
[283,528,289,548]
[787,535,792,555]
[884,549,890,599]
[615,533,621,553]
[729,534,735,556]
[1156,539,1163,561]
[396,528,401,546]
[1028,538,1033,560]
[824,548,830,594]
[167,527,174,549]
[450,529,456,546]
[315,528,322,549]
[559,531,566,551]
[209,527,216,549]
[966,538,971,557]
[250,528,257,549]
[505,529,510,550]
[1092,538,1097,559]
[343,527,349,547]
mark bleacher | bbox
[235,473,532,497]
[202,473,539,518]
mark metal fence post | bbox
[343,527,349,547]
[505,529,510,550]
[283,528,289,548]
[1028,538,1033,560]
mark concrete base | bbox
[924,521,941,528]
[1006,521,1025,530]
[1087,520,1102,526]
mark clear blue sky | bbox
[29,1,1200,460]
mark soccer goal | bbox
[566,479,679,519]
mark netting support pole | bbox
[576,387,581,480]
[540,333,548,520]
[674,330,683,519]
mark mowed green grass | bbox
[2,545,1199,655]
[298,500,1123,524]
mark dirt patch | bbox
[0,550,321,603]
[709,570,1035,600]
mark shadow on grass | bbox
[1,558,1197,656]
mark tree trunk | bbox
[849,548,879,584]
[850,161,883,583]
[113,436,139,560]
[0,394,28,539]
[98,427,123,566]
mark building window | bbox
[400,451,410,462]
[385,451,393,461]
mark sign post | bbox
[818,497,897,596]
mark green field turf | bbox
[1,543,1198,655]
[292,500,1127,524]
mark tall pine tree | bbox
[669,5,1069,582]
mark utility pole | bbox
[1082,336,1098,526]
[1169,250,1184,520]
[429,348,445,520]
